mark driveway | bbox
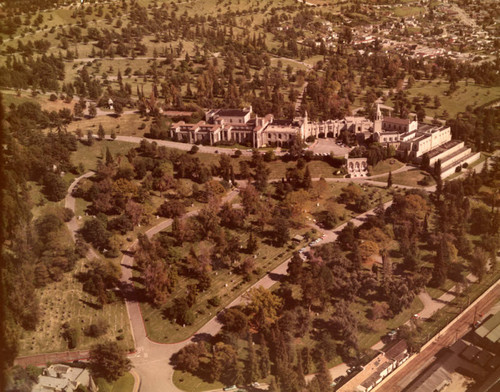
[309,138,351,156]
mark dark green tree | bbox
[89,341,131,381]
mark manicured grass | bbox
[392,6,425,17]
[369,159,405,176]
[96,372,135,392]
[173,370,224,392]
[70,140,137,172]
[446,152,487,180]
[399,79,500,118]
[67,113,149,139]
[425,280,456,300]
[18,254,134,355]
[378,168,435,187]
[140,234,309,343]
[353,295,424,350]
[416,268,500,347]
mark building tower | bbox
[373,103,383,133]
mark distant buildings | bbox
[32,364,97,392]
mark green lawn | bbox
[425,280,456,300]
[353,295,424,350]
[369,159,405,176]
[68,113,149,139]
[140,234,309,343]
[400,79,500,118]
[70,140,137,173]
[392,6,425,17]
[96,372,135,392]
[18,254,134,355]
[378,168,434,187]
[173,370,224,392]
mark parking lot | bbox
[308,138,352,157]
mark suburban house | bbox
[32,364,98,392]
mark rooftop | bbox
[216,108,250,117]
[384,340,408,361]
[476,312,500,340]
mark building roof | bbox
[476,312,500,339]
[485,324,500,344]
[216,109,250,117]
[462,344,481,361]
[410,367,451,392]
[450,339,469,355]
[476,350,494,367]
[384,340,408,361]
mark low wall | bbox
[429,141,464,166]
[441,152,480,179]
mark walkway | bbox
[17,141,492,391]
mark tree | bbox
[114,102,123,117]
[272,217,290,246]
[87,130,94,146]
[246,336,260,383]
[143,259,175,306]
[97,124,105,140]
[244,287,283,331]
[173,342,207,373]
[89,103,97,118]
[387,171,393,188]
[241,184,260,215]
[43,172,67,201]
[89,342,131,381]
[247,232,258,253]
[470,246,488,282]
[337,222,356,250]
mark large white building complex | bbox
[169,104,479,179]
[170,106,371,148]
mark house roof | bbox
[476,312,500,339]
[384,340,408,361]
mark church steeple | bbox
[376,103,382,121]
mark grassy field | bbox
[400,79,500,119]
[69,139,137,173]
[173,370,224,392]
[96,372,135,392]
[139,234,309,343]
[18,254,134,356]
[140,181,396,343]
[392,6,425,17]
[353,295,424,350]
[369,158,405,176]
[416,268,500,347]
[378,168,434,187]
[67,113,149,139]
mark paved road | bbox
[375,282,500,392]
[125,197,397,391]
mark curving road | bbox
[29,143,491,391]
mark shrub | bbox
[190,145,199,154]
[455,166,462,173]
[234,149,242,158]
[208,296,221,307]
[462,162,469,168]
[85,319,109,338]
[49,94,58,101]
